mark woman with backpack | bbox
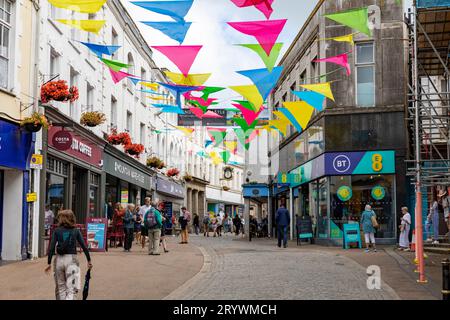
[45,210,92,300]
[158,202,169,253]
[144,201,163,255]
[123,204,135,252]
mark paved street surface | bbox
[0,233,446,300]
[166,235,399,300]
[0,236,203,300]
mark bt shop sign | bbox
[332,155,351,173]
[325,151,395,176]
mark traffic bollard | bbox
[443,258,450,301]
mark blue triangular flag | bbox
[80,42,120,57]
[158,82,199,108]
[292,91,326,111]
[129,77,141,85]
[278,108,302,133]
[141,21,192,44]
[151,104,185,114]
[131,1,194,23]
[138,89,168,96]
[237,66,283,101]
[205,140,213,148]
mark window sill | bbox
[69,40,82,55]
[0,87,16,98]
[85,57,96,71]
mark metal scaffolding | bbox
[406,1,450,187]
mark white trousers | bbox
[53,254,81,300]
[364,233,376,244]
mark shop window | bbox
[111,28,118,60]
[356,42,375,107]
[46,173,67,217]
[330,175,395,240]
[0,0,12,89]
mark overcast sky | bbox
[120,0,319,105]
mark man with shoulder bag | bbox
[144,202,163,255]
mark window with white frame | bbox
[127,52,134,89]
[356,42,375,107]
[87,14,96,44]
[111,28,118,60]
[69,67,78,119]
[140,68,147,104]
[110,96,117,128]
[86,82,94,112]
[70,11,80,42]
[140,123,145,145]
[0,0,12,89]
[126,111,132,133]
[50,47,60,77]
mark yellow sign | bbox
[372,154,383,172]
[26,193,37,202]
[30,154,43,169]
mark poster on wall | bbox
[121,190,129,204]
[164,201,173,230]
[86,218,107,252]
[337,186,352,202]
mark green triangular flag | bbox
[233,117,258,132]
[234,128,252,150]
[324,7,371,37]
[201,87,226,101]
[187,100,208,113]
[220,150,231,164]
[239,43,284,72]
[232,100,257,112]
[101,58,130,72]
[207,129,227,147]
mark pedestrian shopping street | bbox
[1,0,450,303]
[0,234,444,300]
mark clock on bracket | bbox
[223,167,233,180]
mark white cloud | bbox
[120,0,319,105]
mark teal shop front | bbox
[288,150,397,245]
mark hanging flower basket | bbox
[80,112,106,127]
[183,173,193,182]
[40,80,79,103]
[146,156,165,169]
[222,186,231,191]
[107,129,132,146]
[167,168,180,177]
[20,112,50,132]
[124,144,144,158]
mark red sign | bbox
[51,130,73,151]
[48,126,103,168]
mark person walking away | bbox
[211,215,218,237]
[45,210,92,300]
[158,202,169,253]
[203,214,210,237]
[217,214,223,237]
[193,214,200,235]
[241,216,246,238]
[228,215,233,234]
[233,215,241,236]
[180,207,191,244]
[431,195,441,244]
[138,198,152,248]
[398,207,411,251]
[144,202,163,255]
[442,190,450,238]
[134,205,142,244]
[276,204,290,248]
[361,205,377,252]
[123,204,135,252]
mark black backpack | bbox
[56,229,76,255]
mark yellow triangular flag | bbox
[229,85,264,111]
[141,83,159,90]
[209,152,222,165]
[56,19,106,34]
[48,0,106,13]
[332,34,354,45]
[224,141,238,154]
[300,82,335,101]
[282,101,315,130]
[175,126,195,137]
[148,96,165,101]
[165,71,212,86]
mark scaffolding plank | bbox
[418,0,450,8]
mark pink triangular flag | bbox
[245,129,260,144]
[189,107,205,119]
[313,53,351,76]
[228,20,287,56]
[185,93,217,107]
[109,68,136,84]
[151,46,203,77]
[233,103,263,126]
[230,0,274,19]
[203,111,223,118]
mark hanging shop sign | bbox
[0,119,34,170]
[343,223,362,249]
[48,126,103,168]
[30,154,43,169]
[156,177,184,199]
[26,192,37,202]
[103,153,153,190]
[371,186,386,201]
[86,218,107,252]
[297,215,313,240]
[289,154,325,187]
[337,186,353,202]
[243,184,269,198]
[325,150,395,176]
[163,202,173,230]
[51,129,73,151]
[177,109,228,126]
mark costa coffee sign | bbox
[48,126,103,168]
[52,130,72,151]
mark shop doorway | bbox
[72,166,88,223]
[0,170,4,259]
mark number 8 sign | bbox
[372,154,383,172]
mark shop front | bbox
[0,118,34,260]
[206,186,244,219]
[103,146,154,213]
[45,122,104,225]
[155,176,185,233]
[288,150,397,245]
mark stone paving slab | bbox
[0,236,203,300]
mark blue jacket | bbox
[276,207,290,226]
[123,210,135,229]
